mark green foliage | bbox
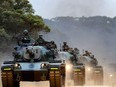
[0,0,50,36]
[0,28,10,37]
[22,14,50,32]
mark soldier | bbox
[83,50,91,56]
[74,48,79,55]
[22,30,30,38]
[62,42,70,51]
[50,41,57,49]
[15,29,30,45]
[69,48,78,64]
[45,41,58,59]
[35,35,46,46]
[48,49,56,60]
[13,46,21,61]
[21,29,31,42]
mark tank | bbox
[56,51,85,86]
[78,52,104,85]
[1,37,65,87]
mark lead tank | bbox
[1,37,65,87]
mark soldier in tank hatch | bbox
[35,35,47,46]
[62,42,70,51]
[14,29,31,45]
[49,41,57,49]
[83,50,91,56]
[13,46,21,61]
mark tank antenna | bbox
[60,43,62,51]
[82,49,84,54]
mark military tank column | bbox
[1,30,103,87]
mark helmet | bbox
[85,50,88,53]
[74,48,79,51]
[23,29,28,35]
[63,42,67,45]
[51,41,54,44]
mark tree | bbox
[0,0,50,38]
[0,28,9,37]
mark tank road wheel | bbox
[73,69,85,86]
[49,69,61,87]
[1,71,14,87]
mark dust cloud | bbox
[0,49,115,87]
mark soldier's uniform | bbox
[13,47,21,61]
[35,35,46,46]
[47,41,58,59]
[62,42,70,51]
[50,41,57,49]
[74,48,79,55]
[83,50,91,56]
[15,30,30,45]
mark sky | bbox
[29,0,116,19]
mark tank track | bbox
[92,66,104,85]
[49,70,61,87]
[73,71,85,86]
[1,71,20,87]
[93,71,103,85]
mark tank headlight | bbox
[66,65,71,70]
[41,63,48,68]
[109,74,113,77]
[87,67,91,71]
[15,63,18,67]
[14,63,21,69]
[66,64,73,70]
[66,64,73,73]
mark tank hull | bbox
[1,61,66,87]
